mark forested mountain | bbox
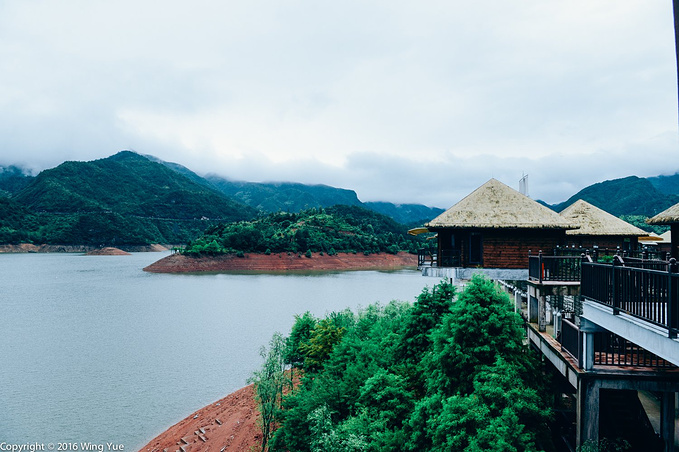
[550,176,679,217]
[0,152,257,246]
[205,176,363,212]
[2,149,677,246]
[0,165,34,197]
[647,172,679,195]
[144,157,443,225]
[363,201,444,226]
[14,151,253,220]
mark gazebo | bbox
[425,178,577,269]
[647,202,679,258]
[559,199,648,251]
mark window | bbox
[469,233,482,265]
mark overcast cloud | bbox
[0,0,677,208]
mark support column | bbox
[577,379,599,447]
[662,392,676,452]
[538,295,546,332]
[582,332,594,371]
[528,284,539,324]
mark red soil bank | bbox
[86,247,131,255]
[138,385,261,452]
[143,251,417,273]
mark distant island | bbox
[144,205,425,273]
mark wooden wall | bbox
[481,229,566,269]
[433,228,567,269]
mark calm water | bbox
[0,252,434,450]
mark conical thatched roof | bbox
[426,178,577,229]
[560,200,648,236]
[647,202,679,225]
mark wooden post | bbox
[612,253,619,315]
[669,258,677,339]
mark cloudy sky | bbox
[0,1,677,208]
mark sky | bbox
[0,0,677,208]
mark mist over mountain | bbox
[1,151,676,246]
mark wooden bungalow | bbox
[647,202,679,258]
[425,178,577,269]
[559,199,648,251]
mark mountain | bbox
[205,176,363,212]
[363,201,444,227]
[3,151,257,246]
[0,165,34,197]
[647,172,679,196]
[550,176,679,217]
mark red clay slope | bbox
[138,384,260,452]
[144,251,417,273]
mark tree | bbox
[299,318,346,372]
[249,332,288,452]
[284,312,317,372]
[425,274,528,396]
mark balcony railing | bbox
[593,332,675,368]
[528,252,582,283]
[555,246,669,262]
[560,318,581,365]
[581,258,679,338]
[417,249,461,268]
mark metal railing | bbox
[417,249,461,268]
[581,258,679,338]
[560,318,581,365]
[554,246,669,262]
[528,252,582,283]
[593,332,676,368]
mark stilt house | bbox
[425,178,577,269]
[647,202,679,258]
[559,199,648,251]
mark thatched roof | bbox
[560,200,648,237]
[647,202,679,225]
[426,178,577,229]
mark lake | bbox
[0,252,435,450]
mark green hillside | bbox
[0,165,34,197]
[363,201,444,227]
[184,205,427,256]
[144,158,446,225]
[552,176,679,217]
[1,151,257,246]
[205,176,364,212]
[647,172,679,195]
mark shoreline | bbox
[138,385,260,452]
[0,243,169,253]
[143,251,418,273]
